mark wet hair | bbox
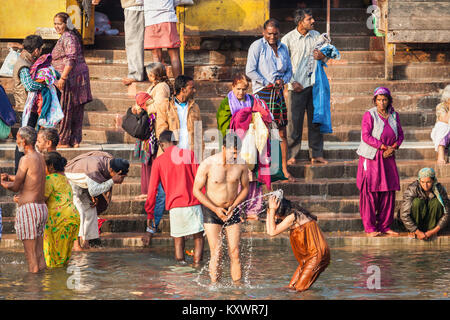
[263,18,280,30]
[44,151,67,172]
[110,158,130,175]
[54,12,84,49]
[222,132,241,150]
[436,102,449,121]
[38,127,60,148]
[146,62,173,94]
[294,8,313,25]
[22,35,44,54]
[174,75,194,96]
[17,126,37,146]
[276,197,317,221]
[231,72,250,88]
[159,130,176,144]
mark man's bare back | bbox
[6,151,46,206]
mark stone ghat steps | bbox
[42,62,450,82]
[75,124,435,145]
[3,174,444,198]
[5,85,443,114]
[0,212,406,235]
[93,34,384,51]
[0,141,438,162]
[2,78,447,101]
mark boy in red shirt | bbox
[145,130,204,264]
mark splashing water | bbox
[194,189,284,288]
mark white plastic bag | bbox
[94,11,119,35]
[0,48,20,77]
[240,124,257,170]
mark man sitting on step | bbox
[144,130,204,265]
[64,151,129,250]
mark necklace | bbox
[377,109,388,119]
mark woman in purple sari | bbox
[356,87,404,237]
[52,12,92,148]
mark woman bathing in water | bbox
[266,195,330,292]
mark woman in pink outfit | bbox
[356,87,404,237]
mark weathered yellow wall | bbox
[183,0,270,36]
[0,0,95,44]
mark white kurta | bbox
[66,172,114,240]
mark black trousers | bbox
[14,111,39,174]
[287,86,324,159]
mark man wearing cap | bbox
[64,151,129,250]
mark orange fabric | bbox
[288,220,330,292]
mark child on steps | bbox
[431,102,450,164]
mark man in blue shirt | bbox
[246,19,294,181]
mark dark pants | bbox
[15,111,39,174]
[287,86,324,159]
[410,197,444,232]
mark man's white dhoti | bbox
[70,182,99,241]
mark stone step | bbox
[75,122,434,145]
[279,21,373,36]
[84,62,450,81]
[94,34,384,51]
[80,108,436,129]
[288,159,450,180]
[1,78,448,100]
[273,177,450,198]
[0,143,135,161]
[272,8,369,22]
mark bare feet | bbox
[383,230,399,236]
[142,233,152,247]
[287,158,296,165]
[73,144,80,148]
[58,144,71,148]
[122,78,137,86]
[366,231,381,237]
[437,159,447,165]
[408,232,416,239]
[246,215,259,221]
[311,157,328,165]
[72,238,83,251]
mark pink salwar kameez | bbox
[356,111,404,233]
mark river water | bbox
[1,241,449,300]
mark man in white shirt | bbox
[281,9,328,165]
[65,151,129,250]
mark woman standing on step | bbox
[356,87,404,237]
[133,62,171,200]
[52,12,92,148]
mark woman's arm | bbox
[265,196,295,236]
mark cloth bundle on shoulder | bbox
[22,54,64,128]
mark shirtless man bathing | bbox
[1,127,48,273]
[193,134,249,284]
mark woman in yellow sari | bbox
[43,151,80,267]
